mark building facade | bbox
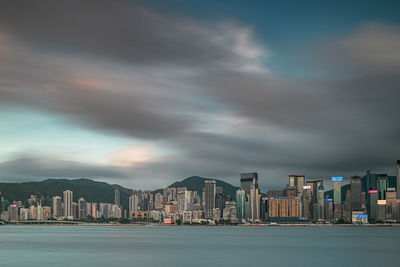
[63,190,73,220]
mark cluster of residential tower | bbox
[1,161,399,224]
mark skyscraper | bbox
[260,197,268,221]
[8,205,18,221]
[215,192,225,217]
[240,173,258,193]
[78,198,86,219]
[249,187,260,221]
[377,174,388,200]
[332,177,343,204]
[397,160,400,200]
[240,173,260,221]
[52,196,62,218]
[114,189,120,206]
[289,175,305,196]
[204,180,216,219]
[236,189,245,221]
[301,186,312,219]
[325,197,334,221]
[368,190,378,221]
[350,176,362,211]
[63,190,73,220]
[154,193,163,210]
[129,194,140,218]
[317,186,325,221]
[306,180,323,220]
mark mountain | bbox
[152,176,239,199]
[0,176,239,209]
[0,178,132,209]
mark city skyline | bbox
[1,161,399,224]
[1,2,400,267]
[1,0,400,190]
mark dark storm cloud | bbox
[0,0,263,139]
[0,154,128,182]
[323,23,400,72]
[0,0,261,70]
[0,0,399,188]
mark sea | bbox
[0,225,399,267]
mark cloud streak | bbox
[0,1,399,189]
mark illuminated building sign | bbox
[368,190,378,194]
[356,215,368,218]
[332,177,343,182]
[377,200,387,205]
[303,185,311,190]
[325,198,333,202]
[386,188,396,192]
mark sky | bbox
[0,0,399,191]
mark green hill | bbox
[0,176,240,208]
[0,178,132,209]
[153,176,239,199]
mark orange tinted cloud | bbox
[109,144,165,167]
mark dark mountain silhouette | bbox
[152,176,239,199]
[0,176,240,208]
[0,178,132,209]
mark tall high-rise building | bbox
[52,196,62,218]
[85,202,92,217]
[91,203,98,219]
[236,189,245,221]
[216,187,223,195]
[63,190,73,220]
[78,198,86,219]
[397,160,400,200]
[215,192,225,217]
[129,195,140,217]
[240,173,260,221]
[325,197,334,221]
[317,186,325,221]
[368,190,378,221]
[204,180,216,219]
[289,175,305,196]
[177,190,186,211]
[249,187,260,221]
[154,193,163,210]
[377,174,388,200]
[377,200,386,222]
[163,188,177,203]
[114,189,120,207]
[260,197,268,221]
[385,190,397,221]
[332,177,343,204]
[344,189,352,222]
[240,173,258,193]
[306,180,323,220]
[350,176,362,211]
[72,202,78,219]
[8,205,18,221]
[301,186,312,219]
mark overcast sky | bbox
[0,0,399,191]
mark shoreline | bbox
[2,222,400,227]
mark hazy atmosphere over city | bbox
[1,0,400,190]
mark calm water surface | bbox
[1,225,399,267]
